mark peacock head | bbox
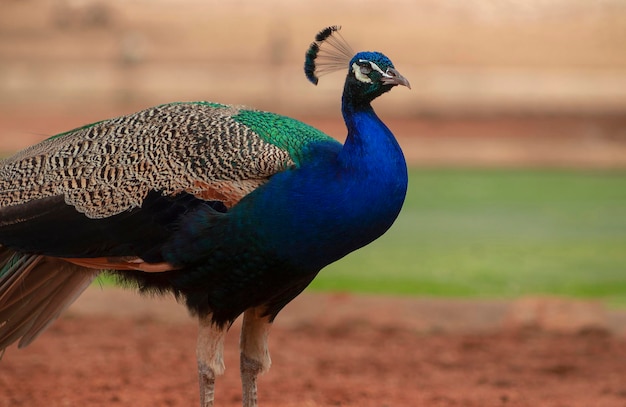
[347,51,410,101]
[304,26,410,104]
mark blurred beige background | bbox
[1,0,625,166]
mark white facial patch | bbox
[352,62,372,83]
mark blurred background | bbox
[0,0,625,305]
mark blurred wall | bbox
[1,0,626,117]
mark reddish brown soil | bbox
[1,288,625,407]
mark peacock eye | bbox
[359,64,372,75]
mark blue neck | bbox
[339,96,406,179]
[291,95,407,269]
[223,94,408,274]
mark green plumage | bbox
[232,109,337,166]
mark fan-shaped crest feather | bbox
[304,25,354,85]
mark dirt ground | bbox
[1,288,625,407]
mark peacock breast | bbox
[236,139,407,273]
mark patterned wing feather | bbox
[0,102,297,219]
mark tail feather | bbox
[0,248,98,351]
[19,269,96,348]
[1,268,78,347]
[0,253,41,304]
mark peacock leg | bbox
[240,307,272,407]
[197,315,228,407]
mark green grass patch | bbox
[310,169,626,305]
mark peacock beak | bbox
[381,68,411,89]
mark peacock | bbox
[0,26,409,407]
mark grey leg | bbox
[240,307,272,407]
[197,315,228,407]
